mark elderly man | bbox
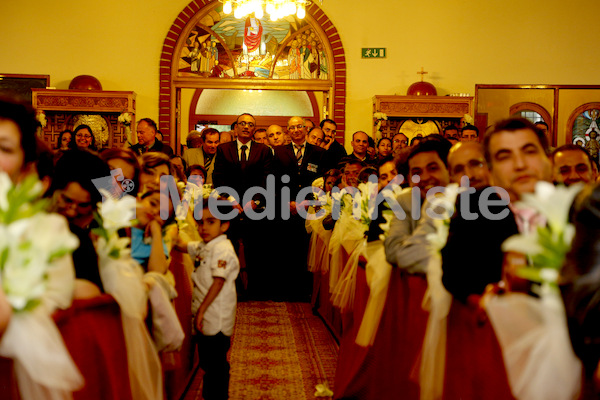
[447,141,491,189]
[131,118,174,156]
[182,128,220,185]
[271,115,326,301]
[551,144,596,186]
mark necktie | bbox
[240,144,248,163]
[295,144,303,166]
[512,206,546,234]
[204,154,213,169]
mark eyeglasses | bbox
[76,133,92,139]
[238,121,255,128]
[57,191,92,210]
[288,124,304,131]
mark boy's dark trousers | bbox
[197,332,231,400]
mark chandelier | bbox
[221,0,313,21]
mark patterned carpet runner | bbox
[184,301,338,400]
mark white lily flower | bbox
[502,231,544,255]
[378,211,395,241]
[517,181,582,234]
[97,192,136,233]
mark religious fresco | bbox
[178,7,329,80]
[572,109,600,165]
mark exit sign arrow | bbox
[362,48,386,58]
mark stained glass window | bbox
[178,7,329,80]
[572,108,600,165]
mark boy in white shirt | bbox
[177,199,240,400]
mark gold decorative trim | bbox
[374,95,473,118]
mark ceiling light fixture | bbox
[221,0,317,21]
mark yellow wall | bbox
[2,0,600,149]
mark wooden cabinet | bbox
[32,89,136,149]
[373,95,474,140]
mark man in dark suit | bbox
[130,118,174,156]
[442,117,552,306]
[270,116,326,301]
[212,113,272,298]
[440,118,552,399]
[212,113,272,208]
[273,116,325,206]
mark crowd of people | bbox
[1,92,600,399]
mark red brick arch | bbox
[158,0,346,145]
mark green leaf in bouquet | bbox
[515,266,543,283]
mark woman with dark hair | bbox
[377,137,392,159]
[71,124,96,151]
[56,129,72,151]
[48,150,111,297]
[0,97,41,336]
[0,97,39,182]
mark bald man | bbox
[447,141,491,190]
[350,131,376,165]
[551,144,596,186]
[266,124,284,148]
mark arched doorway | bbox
[159,0,346,153]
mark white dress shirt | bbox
[188,235,240,336]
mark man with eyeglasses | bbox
[320,118,346,172]
[213,113,272,209]
[271,115,326,301]
[212,113,273,299]
[131,118,174,156]
[447,141,491,190]
[392,132,409,156]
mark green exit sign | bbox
[362,48,386,58]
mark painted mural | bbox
[178,7,329,80]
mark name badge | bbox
[307,163,318,173]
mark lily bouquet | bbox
[502,181,582,290]
[0,173,79,311]
[489,182,584,400]
[0,172,83,399]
